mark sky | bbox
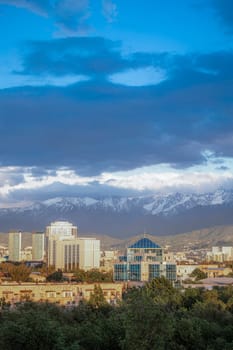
[0,0,233,206]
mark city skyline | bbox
[0,1,233,207]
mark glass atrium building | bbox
[114,237,176,282]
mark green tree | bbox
[0,303,66,350]
[122,288,174,350]
[145,276,182,310]
[88,284,108,308]
[46,270,63,282]
[73,268,113,283]
[190,268,207,281]
[1,263,31,282]
[86,269,113,283]
[73,268,87,282]
[182,287,204,309]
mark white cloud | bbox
[102,0,117,23]
[0,153,233,205]
[99,154,233,192]
[109,66,166,86]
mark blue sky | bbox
[0,0,233,205]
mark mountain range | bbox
[1,189,233,237]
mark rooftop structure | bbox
[129,238,161,249]
[46,221,78,240]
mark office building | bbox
[46,221,77,240]
[46,221,100,271]
[114,237,177,282]
[206,246,233,262]
[46,220,77,266]
[48,237,100,271]
[50,238,80,270]
[78,238,100,270]
[32,232,45,260]
[8,231,22,262]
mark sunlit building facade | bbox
[46,221,78,240]
[8,231,22,262]
[32,232,45,260]
[46,221,100,271]
[206,246,233,262]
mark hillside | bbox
[0,225,233,252]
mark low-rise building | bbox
[201,266,232,278]
[206,246,233,262]
[0,282,123,306]
[176,264,198,280]
[100,250,118,271]
[21,246,32,261]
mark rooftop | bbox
[129,238,161,249]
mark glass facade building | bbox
[148,264,161,281]
[114,237,177,283]
[129,264,141,281]
[114,263,128,281]
[165,264,177,281]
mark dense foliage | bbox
[0,278,233,349]
[46,268,113,283]
[73,268,113,283]
[0,262,32,282]
[190,268,207,281]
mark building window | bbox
[63,291,73,298]
[46,291,56,298]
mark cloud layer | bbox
[0,35,233,177]
[0,0,117,34]
[0,0,233,201]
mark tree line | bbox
[0,262,113,283]
[0,277,233,349]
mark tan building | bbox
[32,232,45,261]
[78,238,100,271]
[21,246,32,261]
[206,246,233,262]
[200,265,232,278]
[100,250,118,272]
[0,245,8,262]
[177,264,198,280]
[46,221,78,240]
[48,237,100,271]
[8,231,22,262]
[49,237,80,270]
[0,282,123,306]
[46,221,100,271]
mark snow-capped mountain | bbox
[1,190,233,236]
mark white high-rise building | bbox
[32,232,45,260]
[46,221,100,271]
[49,238,80,270]
[78,238,100,270]
[8,231,22,262]
[46,221,77,240]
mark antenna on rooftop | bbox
[143,229,147,238]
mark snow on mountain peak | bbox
[1,190,232,217]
